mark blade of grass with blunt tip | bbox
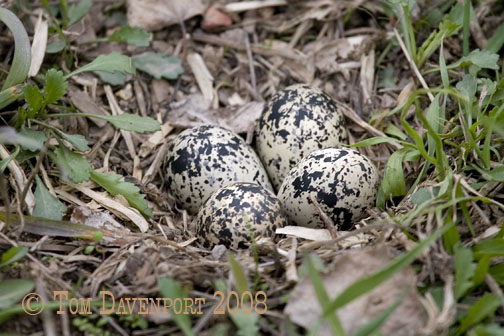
[462,0,471,59]
[352,290,406,336]
[0,8,31,90]
[0,86,22,110]
[323,221,454,316]
[0,212,104,240]
[305,255,345,336]
[350,136,411,148]
[227,253,250,296]
[485,21,504,53]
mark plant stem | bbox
[463,0,471,72]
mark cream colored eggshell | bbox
[195,182,287,249]
[278,148,379,229]
[166,125,273,215]
[255,84,347,190]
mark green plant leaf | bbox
[474,238,504,258]
[46,40,66,54]
[449,49,500,70]
[158,278,194,336]
[456,74,477,103]
[18,129,46,151]
[65,52,135,78]
[227,253,250,296]
[0,280,34,309]
[457,294,500,335]
[109,26,150,47]
[49,145,92,183]
[67,0,92,26]
[0,246,29,269]
[485,21,504,53]
[90,171,153,218]
[454,244,477,300]
[350,136,404,147]
[323,221,454,316]
[33,176,66,221]
[230,311,259,336]
[44,69,68,105]
[133,52,183,80]
[54,130,89,151]
[0,213,102,240]
[0,86,23,110]
[95,113,160,133]
[380,148,409,200]
[22,85,43,116]
[410,186,440,206]
[93,71,126,86]
[472,324,504,336]
[0,8,31,90]
[306,255,344,336]
[0,127,44,151]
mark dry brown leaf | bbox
[166,94,263,134]
[29,10,47,77]
[202,6,232,30]
[276,226,332,241]
[224,0,287,12]
[360,49,375,105]
[71,182,149,233]
[187,52,214,102]
[68,86,109,128]
[0,144,36,214]
[70,206,132,245]
[284,245,426,335]
[127,0,207,31]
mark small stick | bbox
[309,195,339,239]
[19,138,50,213]
[244,31,258,97]
[393,28,434,102]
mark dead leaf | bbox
[29,10,48,77]
[202,6,232,30]
[284,245,426,335]
[68,86,109,128]
[70,206,132,244]
[276,226,332,241]
[127,0,207,31]
[166,94,263,134]
[187,53,214,102]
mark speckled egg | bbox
[195,182,287,249]
[166,125,273,215]
[254,84,348,191]
[277,148,379,229]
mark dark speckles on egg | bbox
[255,84,348,191]
[166,125,273,215]
[195,182,287,249]
[278,148,379,229]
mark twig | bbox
[334,100,403,150]
[0,173,10,231]
[192,31,304,61]
[309,195,339,239]
[393,29,434,102]
[19,138,50,213]
[485,273,504,311]
[244,31,258,97]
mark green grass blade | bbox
[306,255,345,336]
[352,290,405,336]
[0,8,31,90]
[485,21,504,53]
[323,221,454,316]
[227,253,250,296]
